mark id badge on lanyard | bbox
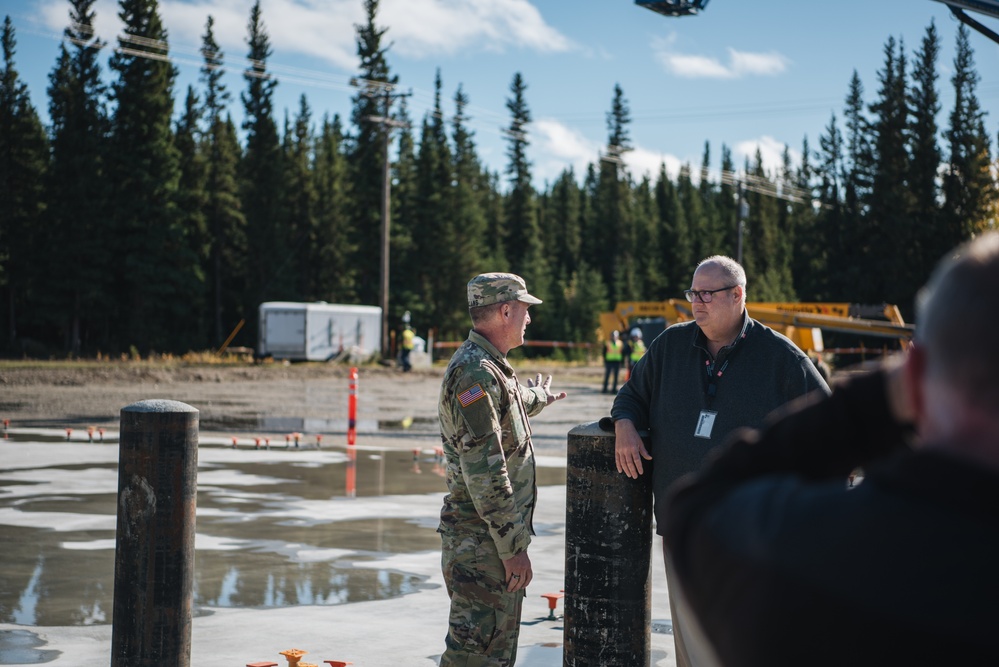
[694,410,717,438]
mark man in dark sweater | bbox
[664,233,999,665]
[611,255,829,666]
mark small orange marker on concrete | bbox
[279,648,307,667]
[541,591,565,620]
[325,661,353,667]
[246,662,278,667]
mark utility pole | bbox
[350,78,410,358]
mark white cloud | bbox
[530,118,598,184]
[657,52,732,79]
[384,0,573,58]
[624,146,682,182]
[728,49,788,76]
[733,135,799,174]
[652,35,789,79]
[527,118,684,187]
[36,0,572,74]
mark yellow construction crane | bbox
[599,299,913,355]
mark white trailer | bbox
[257,302,382,361]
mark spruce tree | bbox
[742,151,790,301]
[108,0,187,352]
[209,115,247,346]
[350,0,397,306]
[578,163,600,272]
[632,174,663,298]
[414,71,460,335]
[283,94,319,300]
[174,85,210,349]
[547,168,583,278]
[816,112,850,300]
[908,21,943,287]
[697,142,725,254]
[676,163,705,265]
[789,136,824,300]
[314,113,356,304]
[717,145,737,257]
[655,162,691,297]
[388,98,420,323]
[481,170,509,272]
[503,71,550,332]
[449,84,489,312]
[554,262,608,354]
[595,83,635,303]
[0,17,48,352]
[942,24,996,247]
[43,0,109,354]
[503,73,543,277]
[841,71,874,302]
[199,16,246,345]
[868,36,915,308]
[241,0,286,331]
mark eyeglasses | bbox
[684,285,738,303]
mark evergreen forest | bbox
[1,0,996,359]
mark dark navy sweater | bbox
[611,314,830,532]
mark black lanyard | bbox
[703,330,748,404]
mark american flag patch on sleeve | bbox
[457,383,486,408]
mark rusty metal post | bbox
[112,400,199,667]
[564,420,654,666]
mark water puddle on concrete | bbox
[0,629,60,664]
[199,415,441,435]
[0,435,565,628]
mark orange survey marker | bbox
[541,591,565,620]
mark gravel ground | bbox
[0,360,615,449]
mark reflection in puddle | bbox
[199,414,440,435]
[0,434,566,628]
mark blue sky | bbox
[7,0,999,188]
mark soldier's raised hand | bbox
[528,373,567,405]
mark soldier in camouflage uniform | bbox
[438,273,567,666]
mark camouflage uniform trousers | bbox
[440,531,525,666]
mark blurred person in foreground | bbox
[437,272,567,666]
[664,232,999,666]
[612,255,829,666]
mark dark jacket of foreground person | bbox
[664,369,999,666]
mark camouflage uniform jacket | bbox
[438,329,548,560]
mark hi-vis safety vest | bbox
[630,339,646,362]
[605,340,623,362]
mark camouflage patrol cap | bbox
[467,273,543,307]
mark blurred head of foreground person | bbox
[663,232,999,667]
